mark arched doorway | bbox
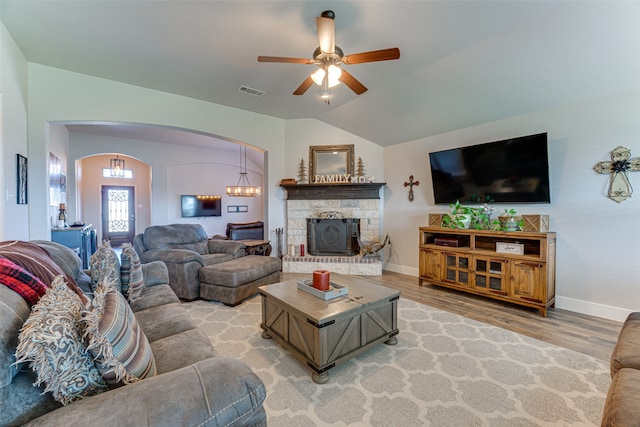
[76,154,152,246]
[66,122,267,243]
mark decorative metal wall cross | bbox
[403,175,420,202]
[594,146,640,203]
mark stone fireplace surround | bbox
[281,183,385,276]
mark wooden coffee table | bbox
[259,275,400,384]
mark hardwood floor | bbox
[279,270,623,361]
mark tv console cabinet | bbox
[419,227,556,316]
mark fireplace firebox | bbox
[307,218,360,256]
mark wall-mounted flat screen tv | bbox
[181,195,222,217]
[429,132,550,204]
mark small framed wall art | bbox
[16,154,28,204]
[227,205,248,213]
[49,152,62,207]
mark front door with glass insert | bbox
[101,185,135,247]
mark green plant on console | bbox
[441,200,468,229]
[472,203,495,230]
[441,200,493,230]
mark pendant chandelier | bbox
[110,155,125,178]
[226,146,261,197]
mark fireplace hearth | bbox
[307,218,360,256]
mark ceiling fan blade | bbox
[316,14,335,54]
[339,69,368,95]
[342,48,400,65]
[293,76,315,95]
[257,56,314,64]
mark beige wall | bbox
[0,19,28,240]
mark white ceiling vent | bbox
[239,86,265,97]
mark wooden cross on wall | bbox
[403,175,419,202]
[594,146,640,203]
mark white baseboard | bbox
[383,263,418,277]
[555,296,632,323]
[382,264,631,323]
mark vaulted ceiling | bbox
[2,1,639,147]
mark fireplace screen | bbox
[307,218,360,256]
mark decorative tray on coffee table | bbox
[297,279,348,300]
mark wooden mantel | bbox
[280,183,386,200]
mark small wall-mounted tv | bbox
[181,195,222,217]
[429,132,550,204]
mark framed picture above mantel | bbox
[309,144,354,183]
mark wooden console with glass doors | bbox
[419,227,556,316]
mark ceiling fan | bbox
[257,10,400,102]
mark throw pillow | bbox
[32,240,92,302]
[90,241,121,293]
[14,275,107,404]
[120,243,144,302]
[82,281,156,386]
[0,240,74,286]
[0,257,48,306]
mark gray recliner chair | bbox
[133,224,246,300]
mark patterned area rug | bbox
[184,296,610,426]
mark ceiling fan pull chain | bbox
[322,73,330,104]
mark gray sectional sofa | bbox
[0,240,266,426]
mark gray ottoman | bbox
[199,255,281,306]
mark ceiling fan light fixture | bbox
[311,65,341,88]
[257,10,399,99]
[327,64,342,86]
[311,68,325,85]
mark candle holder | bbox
[57,203,68,228]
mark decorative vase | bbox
[456,214,471,229]
[506,217,518,231]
